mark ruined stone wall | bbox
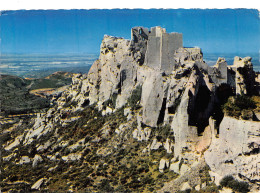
[161,33,183,73]
[130,27,149,65]
[133,26,183,73]
[144,36,161,69]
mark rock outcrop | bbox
[205,116,260,185]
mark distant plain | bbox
[1,52,259,78]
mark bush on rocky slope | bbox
[127,85,142,110]
[222,95,257,119]
[220,175,249,193]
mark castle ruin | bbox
[131,26,183,74]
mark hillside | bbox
[0,71,73,115]
[1,26,259,193]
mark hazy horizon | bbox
[1,9,259,56]
[1,52,259,79]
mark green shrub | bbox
[222,95,256,120]
[103,93,117,109]
[220,175,235,187]
[128,85,142,110]
[177,189,191,193]
[233,95,256,109]
[0,133,11,144]
[158,124,172,139]
[222,95,256,118]
[220,175,249,193]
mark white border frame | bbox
[0,0,259,10]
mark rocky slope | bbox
[1,26,259,192]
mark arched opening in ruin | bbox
[133,34,138,43]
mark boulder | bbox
[195,184,200,191]
[124,107,131,116]
[150,138,162,150]
[180,182,191,191]
[4,134,23,151]
[31,178,45,190]
[2,153,17,162]
[169,161,180,174]
[180,164,190,175]
[159,158,170,172]
[164,138,173,153]
[106,106,113,114]
[205,116,260,183]
[19,156,31,164]
[32,154,43,167]
[61,153,82,161]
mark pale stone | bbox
[169,161,180,174]
[132,129,138,139]
[141,69,164,127]
[47,166,58,172]
[2,153,16,162]
[208,171,222,186]
[67,138,86,150]
[164,138,172,153]
[106,106,113,114]
[31,178,45,190]
[115,123,128,136]
[4,134,23,151]
[180,182,191,191]
[205,116,260,183]
[100,125,111,138]
[127,113,133,121]
[196,125,212,153]
[32,154,43,167]
[19,156,31,164]
[195,184,200,191]
[159,158,169,172]
[37,140,52,152]
[219,187,233,193]
[180,164,190,175]
[61,153,82,161]
[124,107,131,116]
[150,138,162,150]
[144,127,151,141]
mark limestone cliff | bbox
[205,117,260,187]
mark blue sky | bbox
[0,9,259,55]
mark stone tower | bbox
[131,26,183,74]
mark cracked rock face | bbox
[204,116,260,185]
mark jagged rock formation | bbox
[1,26,259,192]
[205,117,260,186]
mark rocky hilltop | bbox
[1,26,259,192]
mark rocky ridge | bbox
[1,26,259,192]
